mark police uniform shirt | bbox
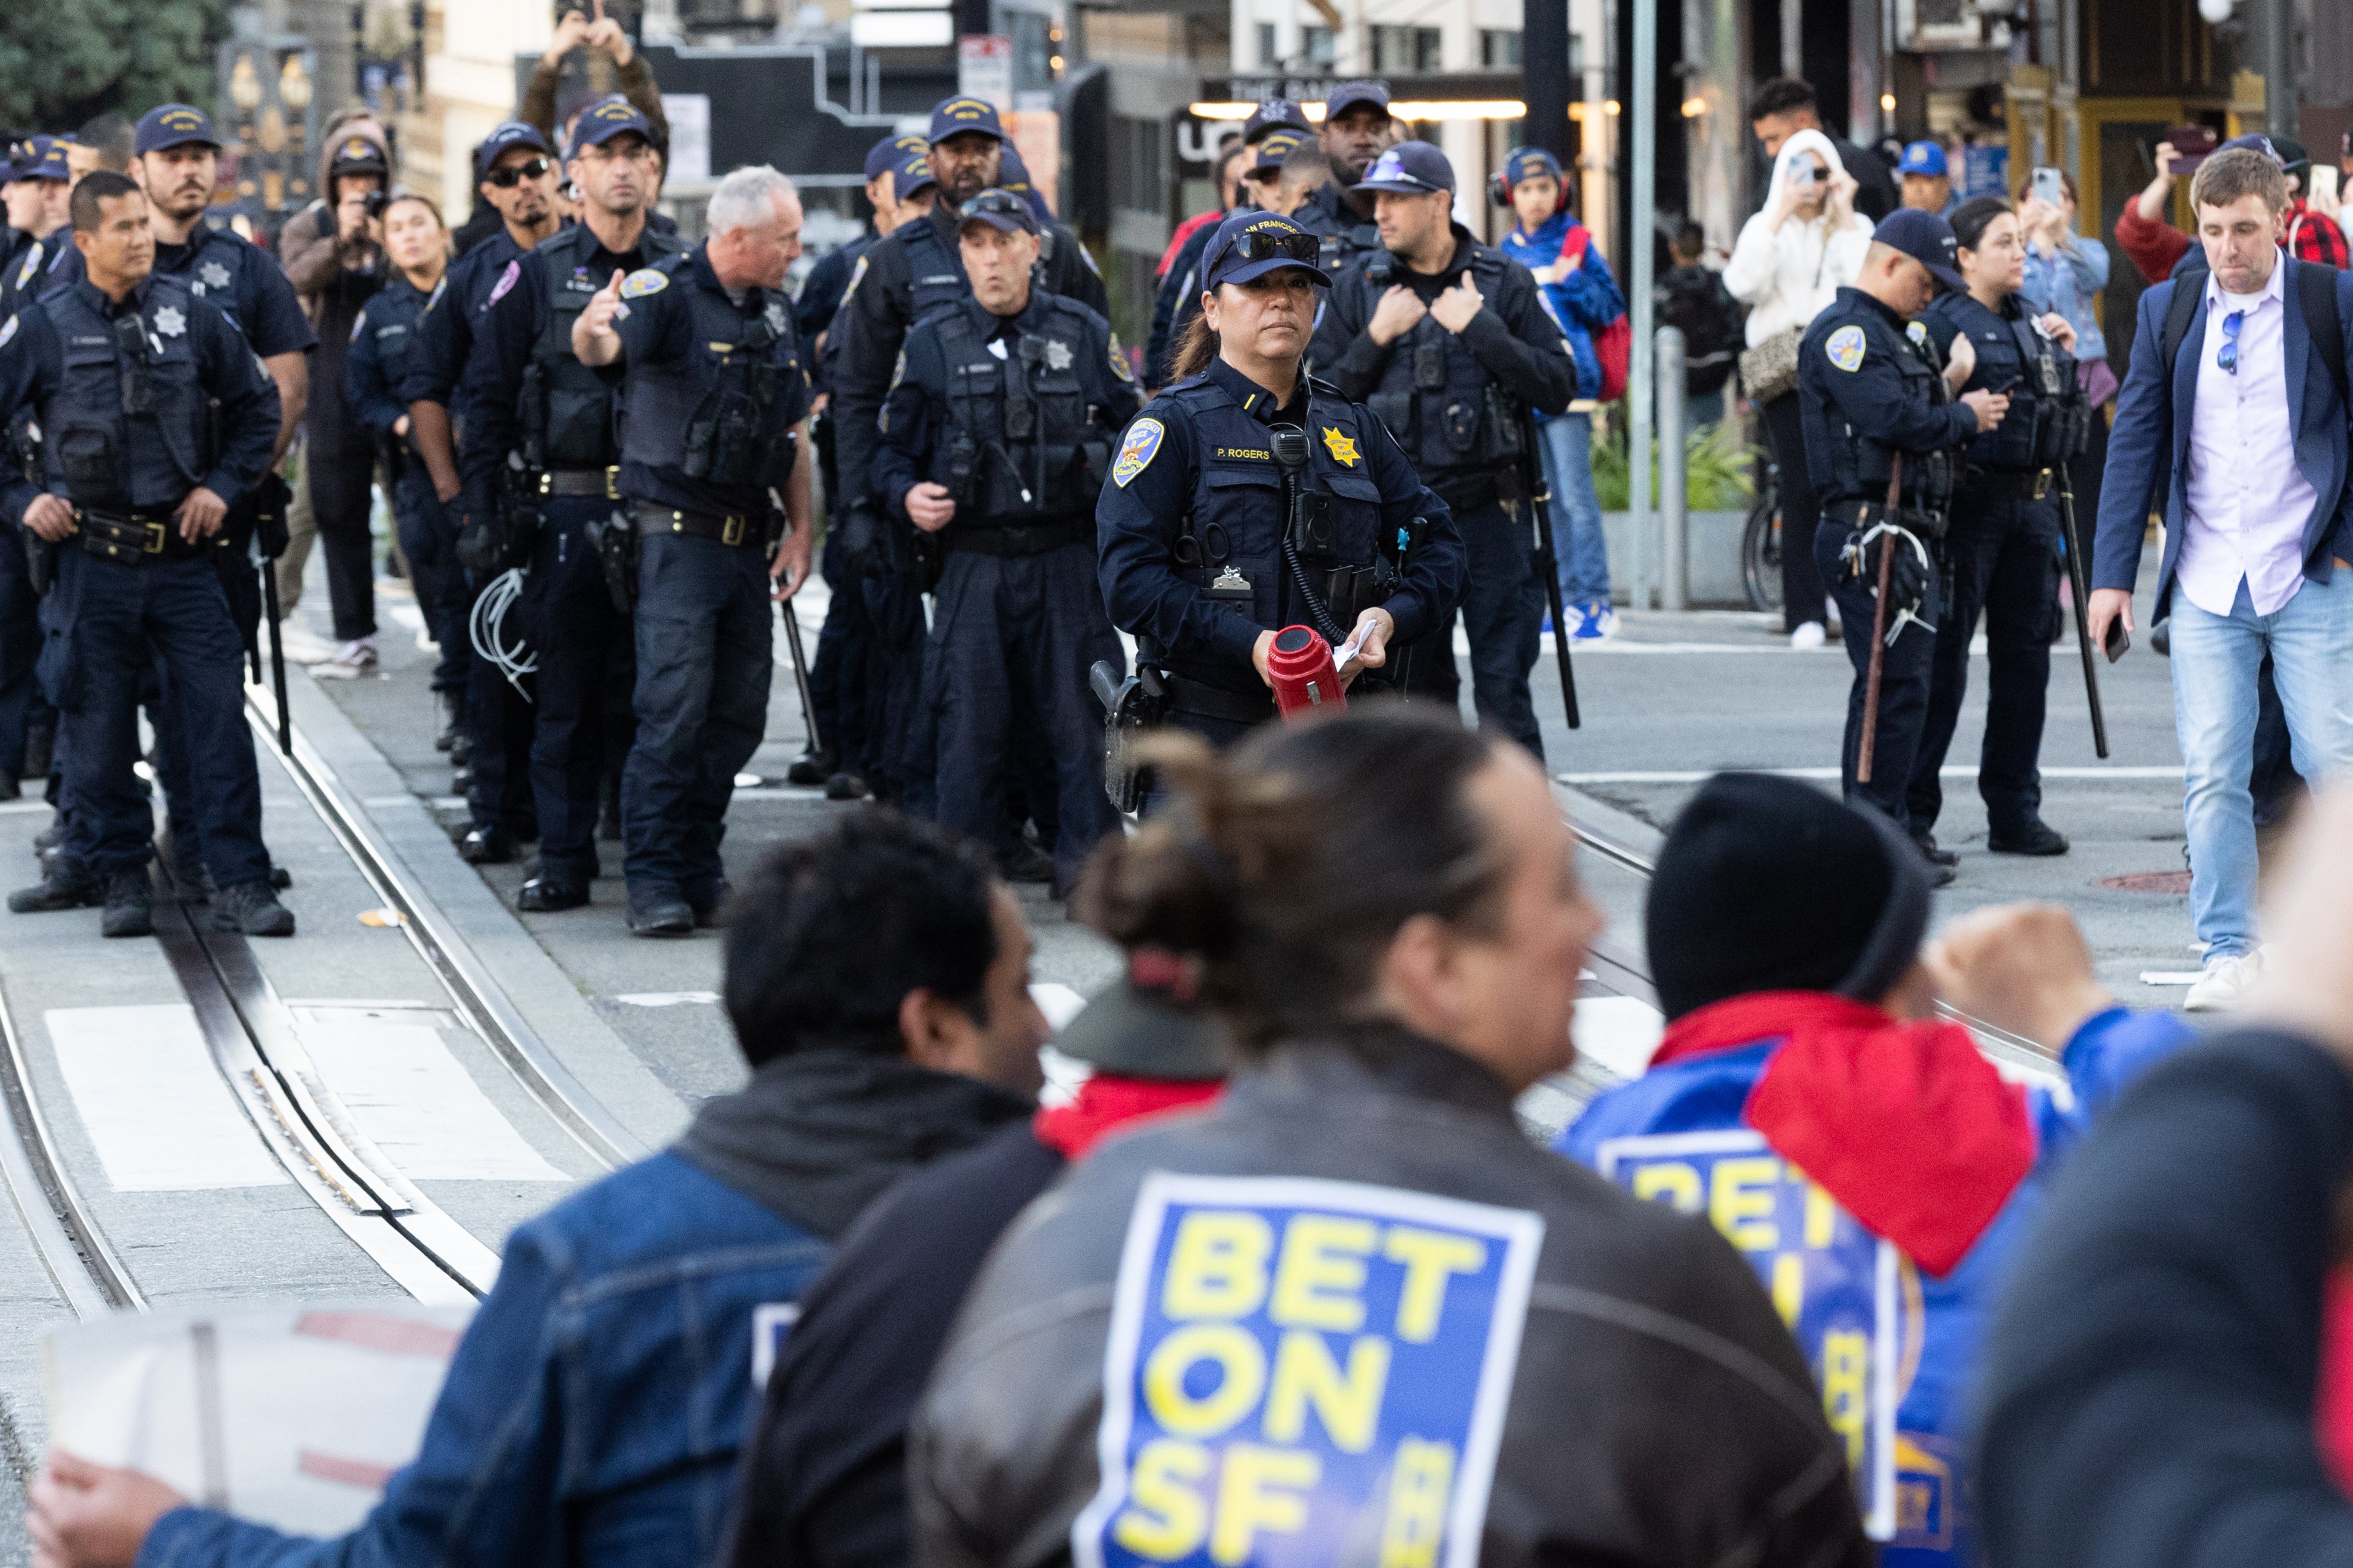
[47,224,315,361]
[1797,286,1977,504]
[794,228,874,382]
[828,202,1109,513]
[608,245,811,520]
[1292,180,1382,276]
[0,275,281,517]
[403,229,526,417]
[1918,290,2071,475]
[1096,355,1463,680]
[0,224,72,324]
[871,291,1139,524]
[347,273,436,443]
[457,225,667,501]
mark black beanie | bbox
[1644,773,1933,1021]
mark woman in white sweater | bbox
[1726,128,1874,646]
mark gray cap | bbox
[1053,952,1229,1080]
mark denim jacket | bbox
[138,1153,830,1568]
[2019,235,2110,366]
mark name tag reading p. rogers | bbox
[1074,1174,1543,1568]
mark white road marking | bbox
[47,1006,290,1191]
[1559,767,2184,784]
[1571,995,1665,1081]
[2139,971,2203,986]
[297,1016,566,1183]
[615,991,721,1007]
[1033,983,1088,1032]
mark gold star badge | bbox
[1320,426,1360,467]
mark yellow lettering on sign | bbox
[1709,1156,1781,1251]
[1164,1210,1274,1319]
[1631,1162,1703,1213]
[1143,1323,1267,1438]
[1377,1437,1457,1568]
[1382,1227,1487,1343]
[1804,1180,1838,1249]
[1264,1330,1390,1452]
[1822,1328,1870,1473]
[1113,1439,1211,1560]
[1270,1215,1376,1331]
[1210,1444,1320,1566]
[1771,1252,1803,1328]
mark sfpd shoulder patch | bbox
[620,268,670,300]
[1906,320,1930,347]
[1112,418,1164,488]
[841,252,869,308]
[483,259,521,310]
[1825,324,1867,373]
[1108,328,1133,382]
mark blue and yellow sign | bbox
[1596,1129,1898,1539]
[1075,1174,1545,1568]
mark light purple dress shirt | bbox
[2177,251,2319,618]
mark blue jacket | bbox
[1499,211,1624,406]
[138,1153,829,1568]
[1558,994,2191,1567]
[2093,256,2353,620]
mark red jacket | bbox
[2116,196,2349,286]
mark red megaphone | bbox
[1267,625,1346,719]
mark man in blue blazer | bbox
[2090,146,2353,1012]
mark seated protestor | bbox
[26,812,1049,1568]
[1973,786,2353,1568]
[1558,772,2192,1566]
[719,946,1229,1568]
[908,706,1877,1568]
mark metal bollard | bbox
[1656,325,1688,612]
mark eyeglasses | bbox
[483,156,551,188]
[1226,229,1320,265]
[958,191,1030,222]
[2218,309,2244,375]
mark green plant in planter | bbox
[1588,419,1762,511]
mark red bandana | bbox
[1033,1075,1222,1160]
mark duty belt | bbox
[540,467,621,499]
[77,507,208,564]
[945,517,1093,558]
[631,500,761,547]
[1969,467,2053,501]
[1164,673,1275,724]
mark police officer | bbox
[0,136,72,799]
[1905,196,2081,863]
[1799,208,2009,877]
[347,193,469,762]
[1149,110,1313,388]
[1310,140,1576,759]
[0,136,72,324]
[873,189,1139,892]
[1098,209,1463,752]
[1292,81,1403,281]
[0,173,291,937]
[572,164,813,936]
[465,99,685,912]
[406,120,562,863]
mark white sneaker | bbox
[1789,621,1827,650]
[275,624,338,665]
[1574,601,1619,642]
[312,638,379,681]
[2183,950,2259,1012]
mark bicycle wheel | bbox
[1741,478,1784,613]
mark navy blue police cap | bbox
[1200,210,1330,290]
[1323,80,1393,120]
[1357,140,1454,195]
[570,96,655,156]
[866,131,927,181]
[135,105,220,156]
[1872,208,1966,292]
[1244,99,1312,145]
[955,187,1038,237]
[929,97,1007,146]
[7,135,70,184]
[1248,129,1309,176]
[473,121,552,180]
[891,148,938,201]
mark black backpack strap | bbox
[2297,259,2348,407]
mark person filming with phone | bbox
[2090,146,2353,1012]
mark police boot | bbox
[434,691,463,754]
[100,871,155,939]
[21,718,53,781]
[627,888,695,937]
[32,816,64,857]
[211,879,297,937]
[451,756,475,796]
[1911,831,1960,868]
[823,771,868,801]
[9,862,101,913]
[1989,819,2070,857]
[786,748,834,786]
[517,874,589,913]
[457,825,516,865]
[686,877,733,930]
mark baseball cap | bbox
[955,187,1038,236]
[1323,80,1392,120]
[2220,132,2282,163]
[570,96,654,155]
[473,121,552,180]
[1243,99,1311,145]
[1200,210,1330,290]
[7,134,70,184]
[1248,129,1309,177]
[890,147,937,201]
[1050,950,1229,1080]
[865,132,927,181]
[327,133,389,178]
[2272,135,2311,175]
[1357,140,1454,195]
[1896,140,1948,178]
[134,105,220,156]
[1873,207,1966,292]
[1502,146,1562,188]
[928,96,1007,145]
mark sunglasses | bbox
[483,156,551,188]
[2218,308,2243,376]
[1227,229,1320,265]
[957,191,1032,227]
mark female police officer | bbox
[1097,208,1463,751]
[1904,195,2082,863]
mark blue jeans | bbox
[1537,414,1610,605]
[2170,572,2353,958]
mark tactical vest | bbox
[528,227,683,471]
[43,277,214,510]
[1358,249,1526,480]
[1297,188,1381,282]
[1161,375,1392,662]
[897,219,974,330]
[1932,291,2085,474]
[163,229,258,341]
[930,303,1102,523]
[1819,311,1960,520]
[621,264,800,491]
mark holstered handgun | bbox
[584,507,639,613]
[1091,656,1166,814]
